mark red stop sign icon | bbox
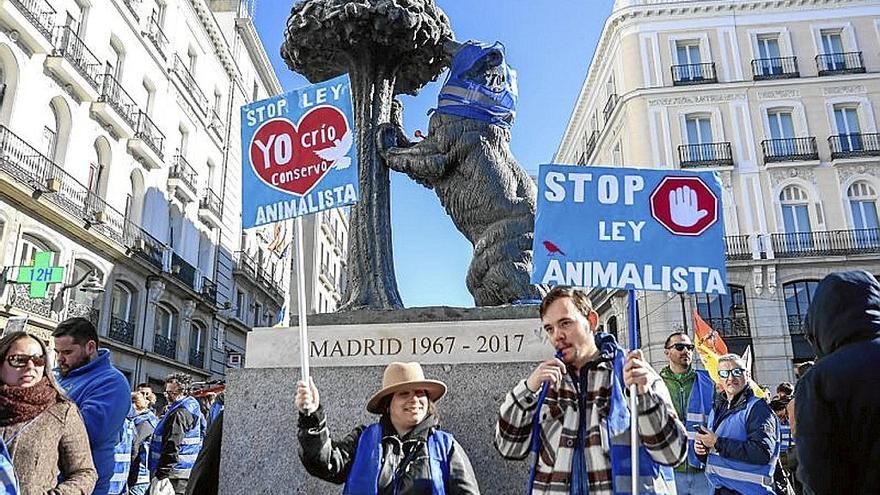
[650,176,718,236]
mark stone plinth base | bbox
[219,306,546,494]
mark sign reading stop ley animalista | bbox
[240,73,359,228]
[531,164,728,294]
[245,319,552,368]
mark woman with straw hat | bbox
[295,361,480,494]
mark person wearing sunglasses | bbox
[694,354,779,495]
[0,331,97,494]
[660,332,715,495]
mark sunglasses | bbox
[666,343,695,352]
[718,368,746,379]
[6,354,46,368]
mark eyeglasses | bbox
[717,368,746,379]
[6,354,46,368]
[666,343,695,352]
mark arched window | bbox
[153,304,178,359]
[780,185,811,233]
[189,321,205,368]
[783,280,820,360]
[695,285,751,355]
[16,234,56,266]
[606,315,619,339]
[46,97,72,165]
[109,282,136,345]
[0,44,20,125]
[848,181,879,230]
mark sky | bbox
[253,1,611,307]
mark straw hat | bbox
[366,362,447,414]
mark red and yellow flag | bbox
[693,310,766,398]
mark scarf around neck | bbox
[0,376,59,426]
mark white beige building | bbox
[555,0,880,386]
[0,0,298,397]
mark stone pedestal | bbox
[219,306,550,494]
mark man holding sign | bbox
[494,286,686,494]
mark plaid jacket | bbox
[495,358,687,494]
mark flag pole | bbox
[627,289,639,495]
[293,216,309,382]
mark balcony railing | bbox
[678,142,733,168]
[201,277,217,305]
[189,349,205,368]
[603,93,619,123]
[172,55,208,113]
[725,235,752,261]
[109,315,136,345]
[67,301,99,326]
[200,189,222,218]
[787,314,807,335]
[816,52,865,76]
[770,229,880,258]
[751,57,799,80]
[122,0,140,20]
[209,108,225,140]
[703,316,751,338]
[234,251,284,301]
[671,62,717,85]
[144,13,169,58]
[153,334,177,359]
[761,137,819,163]
[9,284,53,318]
[97,73,140,130]
[170,154,198,193]
[170,252,197,290]
[134,111,165,158]
[51,25,101,90]
[9,0,56,40]
[829,133,880,159]
[0,125,170,271]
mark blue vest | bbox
[434,41,517,128]
[779,420,794,454]
[705,395,779,495]
[686,370,716,469]
[132,411,158,486]
[108,414,134,494]
[0,437,19,495]
[343,423,452,495]
[149,397,205,479]
[529,345,676,494]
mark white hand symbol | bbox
[669,185,709,228]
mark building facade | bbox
[0,0,288,394]
[555,0,880,386]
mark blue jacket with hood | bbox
[796,270,880,495]
[58,348,132,495]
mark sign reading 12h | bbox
[241,73,359,228]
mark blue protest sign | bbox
[241,73,359,228]
[531,165,728,294]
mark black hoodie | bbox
[795,271,880,495]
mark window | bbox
[612,142,623,165]
[110,282,133,322]
[213,90,222,114]
[41,125,56,159]
[254,302,262,326]
[834,106,862,152]
[767,109,795,140]
[695,285,751,353]
[154,305,177,340]
[684,114,715,162]
[187,48,197,74]
[606,316,618,339]
[190,323,204,352]
[674,41,704,82]
[783,280,818,334]
[756,35,782,76]
[235,290,246,320]
[848,182,879,230]
[780,185,811,233]
[87,162,103,195]
[820,30,844,55]
[251,80,259,102]
[16,235,55,266]
[212,321,224,351]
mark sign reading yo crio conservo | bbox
[241,73,359,228]
[531,164,728,294]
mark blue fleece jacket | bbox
[57,349,131,495]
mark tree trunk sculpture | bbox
[281,0,453,310]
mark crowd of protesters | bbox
[1,269,879,494]
[0,317,222,495]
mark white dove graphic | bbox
[315,129,353,170]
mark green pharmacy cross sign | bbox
[15,252,65,299]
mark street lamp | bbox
[51,269,105,314]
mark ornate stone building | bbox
[555,0,880,386]
[0,0,295,396]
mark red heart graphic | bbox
[249,106,349,196]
